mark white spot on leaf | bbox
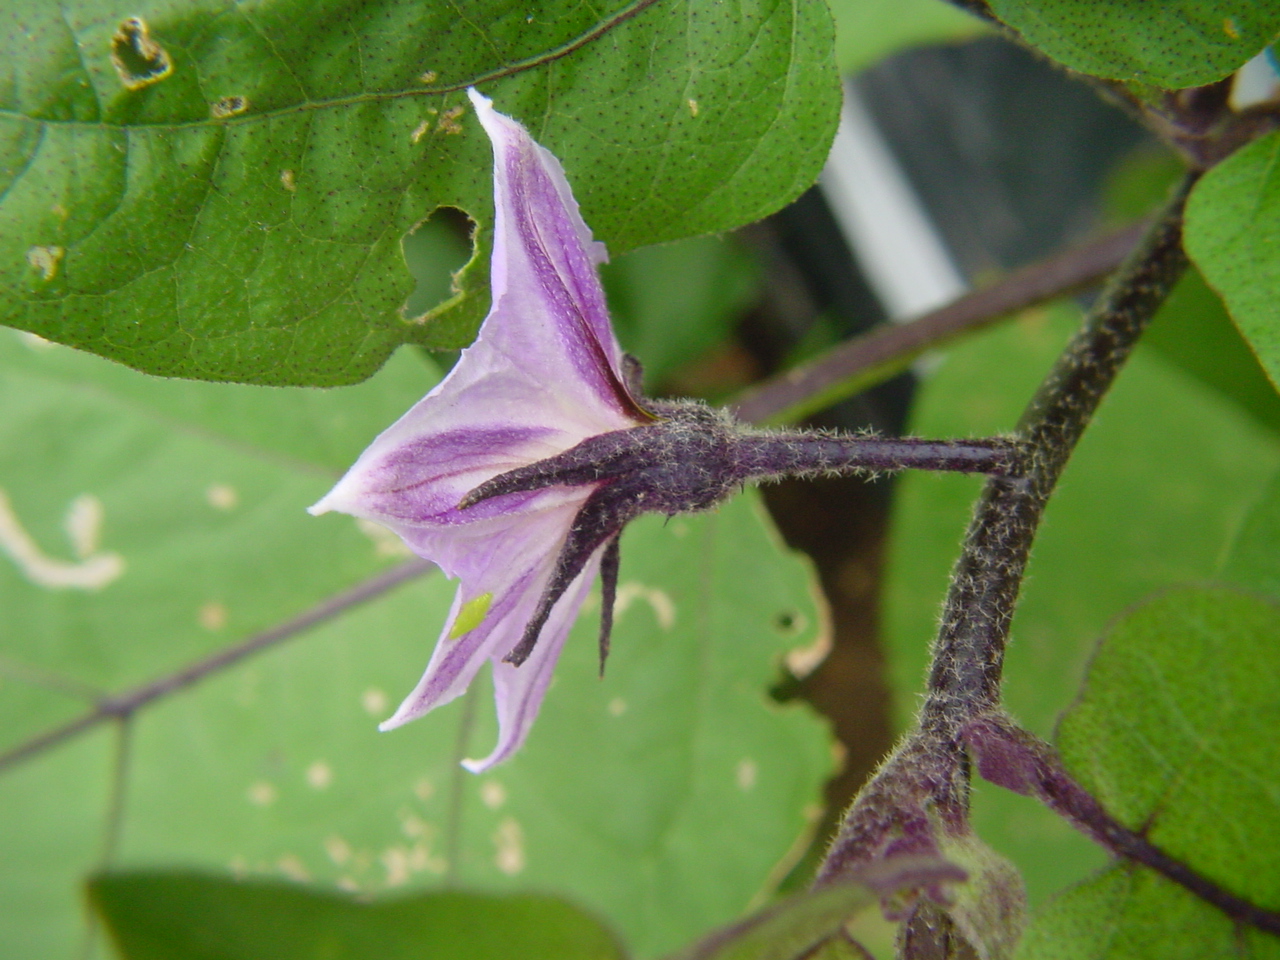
[413,776,435,801]
[277,854,310,882]
[306,761,332,789]
[362,687,388,716]
[324,835,351,866]
[206,484,238,510]
[480,780,506,809]
[280,169,296,192]
[411,119,431,144]
[0,488,125,590]
[615,582,676,629]
[382,845,411,887]
[493,817,525,875]
[247,781,277,806]
[199,602,227,631]
[687,98,699,117]
[26,245,63,281]
[607,697,627,717]
[736,758,758,791]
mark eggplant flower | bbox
[310,89,659,771]
[312,91,1018,772]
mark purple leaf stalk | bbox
[311,89,1016,771]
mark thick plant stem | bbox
[817,174,1195,886]
[735,434,1020,479]
[920,173,1194,730]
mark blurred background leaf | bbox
[0,0,839,385]
[91,872,627,960]
[0,327,832,959]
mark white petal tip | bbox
[467,87,491,111]
[305,501,329,517]
[460,757,490,774]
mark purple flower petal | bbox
[309,90,652,769]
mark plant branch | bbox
[0,558,435,775]
[729,220,1149,426]
[963,713,1280,936]
[816,176,1194,885]
[921,175,1193,727]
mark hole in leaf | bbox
[401,206,473,319]
[110,18,173,90]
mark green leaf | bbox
[987,0,1280,87]
[1016,587,1280,958]
[825,0,985,75]
[883,303,1280,908]
[1221,469,1280,600]
[1185,130,1280,393]
[1,0,839,385]
[0,332,832,958]
[91,871,626,960]
[665,884,878,960]
[1016,865,1280,960]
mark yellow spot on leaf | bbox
[26,245,63,281]
[411,119,432,144]
[493,817,525,875]
[449,592,493,639]
[615,582,676,629]
[736,758,758,791]
[362,687,388,715]
[687,98,699,117]
[247,781,277,806]
[480,780,506,809]
[420,70,438,84]
[280,169,296,192]
[382,845,411,887]
[199,602,227,631]
[436,104,466,135]
[325,835,351,865]
[413,776,435,801]
[0,488,124,590]
[110,17,173,90]
[277,854,310,882]
[1224,17,1240,38]
[306,761,332,789]
[210,96,248,118]
[206,484,238,510]
[607,697,627,717]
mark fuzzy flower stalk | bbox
[311,89,1016,771]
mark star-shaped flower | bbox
[312,90,1017,771]
[310,89,662,771]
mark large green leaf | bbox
[91,872,626,960]
[0,0,839,385]
[1016,865,1280,960]
[987,0,1280,87]
[1185,130,1280,393]
[1015,587,1280,958]
[883,304,1280,907]
[0,332,832,959]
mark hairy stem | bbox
[730,220,1149,426]
[735,434,1020,479]
[921,175,1193,727]
[817,175,1195,884]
